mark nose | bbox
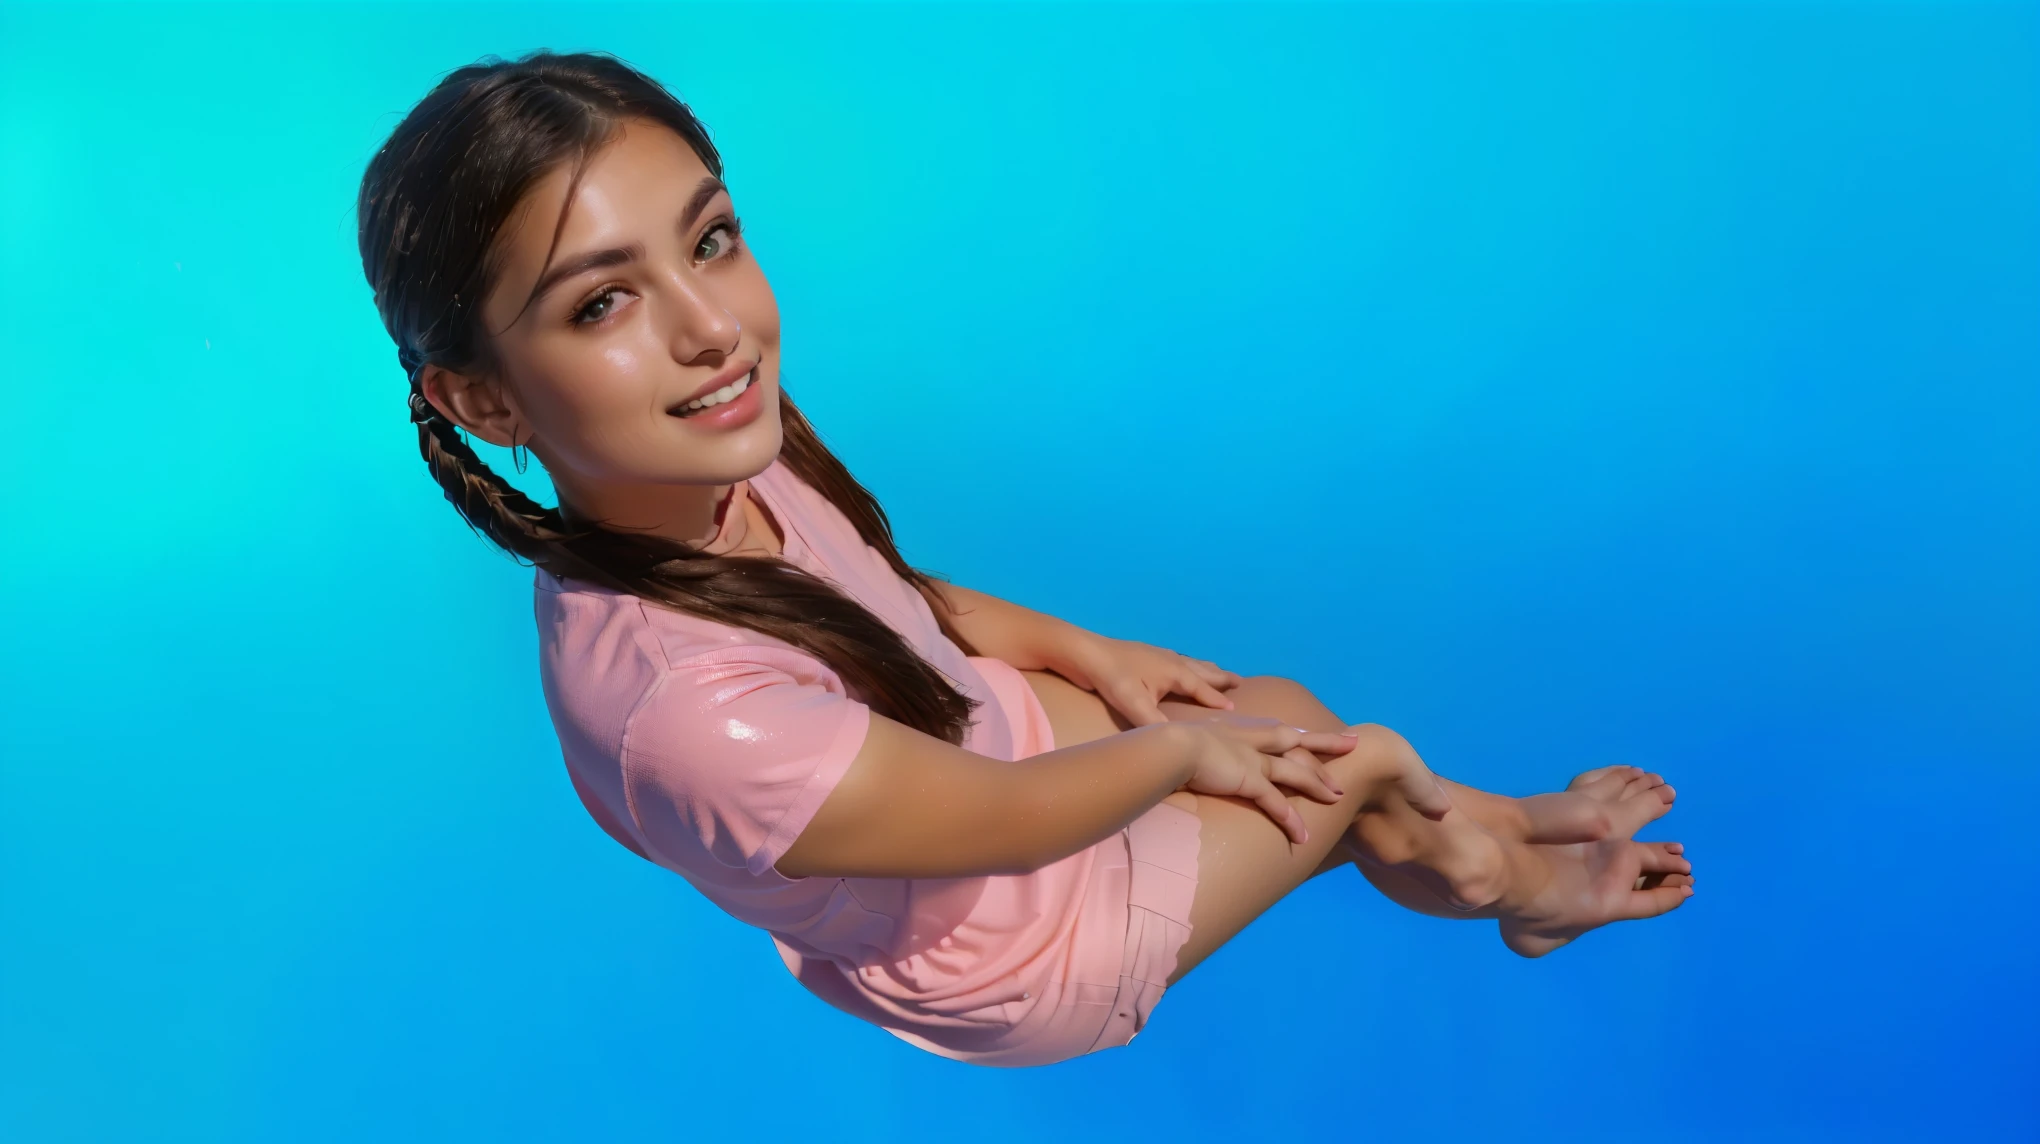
[656,267,742,364]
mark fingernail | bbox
[1341,732,1359,740]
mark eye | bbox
[695,216,744,262]
[571,285,633,327]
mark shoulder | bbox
[534,567,872,877]
[532,567,877,878]
[533,567,858,750]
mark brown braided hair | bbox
[360,50,983,744]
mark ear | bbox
[419,363,528,450]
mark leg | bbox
[1022,669,1694,967]
[1026,671,1521,961]
[1139,675,1690,933]
[1158,678,1679,847]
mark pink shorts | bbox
[895,658,1203,1068]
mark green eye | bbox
[696,218,743,261]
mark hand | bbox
[1049,633,1243,729]
[1176,715,1360,845]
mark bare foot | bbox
[1512,765,1676,844]
[1352,800,1512,913]
[1496,838,1695,957]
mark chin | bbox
[656,413,784,485]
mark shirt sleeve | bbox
[617,643,873,879]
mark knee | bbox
[1330,722,1417,776]
[1229,674,1323,725]
[1321,722,1433,811]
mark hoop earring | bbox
[510,430,530,475]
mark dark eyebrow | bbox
[527,242,645,309]
[520,178,729,313]
[680,176,729,233]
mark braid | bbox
[362,50,984,745]
[408,380,578,569]
[402,376,982,745]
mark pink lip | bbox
[670,366,766,432]
[672,358,760,410]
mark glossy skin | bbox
[419,117,1693,979]
[420,119,781,545]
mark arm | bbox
[775,710,1357,880]
[914,578,1091,674]
[917,577,1242,726]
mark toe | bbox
[1634,871,1693,891]
[1607,785,1676,837]
[1636,841,1692,875]
[1566,765,1628,792]
[1618,880,1695,921]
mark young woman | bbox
[357,51,1693,1068]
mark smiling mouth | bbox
[669,369,756,417]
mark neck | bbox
[555,474,733,548]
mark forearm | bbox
[916,579,1093,672]
[778,718,1197,879]
[989,723,1197,872]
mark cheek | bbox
[601,344,641,375]
[734,271,782,344]
[519,339,656,440]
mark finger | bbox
[1181,673,1236,711]
[1297,748,1346,799]
[1107,686,1170,729]
[1244,772,1309,845]
[1269,750,1343,803]
[1248,721,1302,751]
[1295,728,1361,756]
[1189,659,1245,690]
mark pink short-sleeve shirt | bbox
[535,457,1197,1065]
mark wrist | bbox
[1035,622,1103,677]
[1153,721,1203,787]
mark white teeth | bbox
[679,370,753,414]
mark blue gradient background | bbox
[3,2,2034,1140]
